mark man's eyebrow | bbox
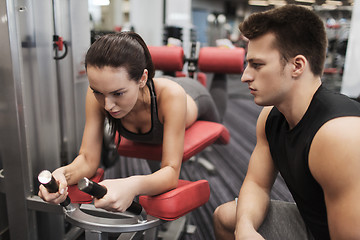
[246,58,264,63]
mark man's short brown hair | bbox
[239,5,327,76]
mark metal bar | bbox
[64,226,84,240]
[26,196,63,214]
[0,0,37,238]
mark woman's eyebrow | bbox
[89,87,126,94]
[110,88,126,94]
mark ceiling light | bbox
[295,0,315,3]
[321,4,338,9]
[325,0,343,5]
[269,0,287,6]
[92,0,110,6]
[248,0,270,6]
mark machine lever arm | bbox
[78,177,144,216]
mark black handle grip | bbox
[38,170,71,207]
[127,201,143,215]
[78,177,107,199]
[78,177,143,215]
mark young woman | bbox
[38,31,221,212]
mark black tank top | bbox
[265,85,360,239]
[117,79,164,144]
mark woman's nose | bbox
[104,96,115,111]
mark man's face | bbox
[241,32,293,107]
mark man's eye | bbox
[252,63,262,69]
[92,90,101,95]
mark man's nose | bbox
[241,66,253,83]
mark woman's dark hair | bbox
[239,5,327,76]
[85,32,155,146]
[85,31,155,81]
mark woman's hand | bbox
[38,168,68,205]
[93,177,138,212]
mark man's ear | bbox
[291,55,307,78]
[139,69,148,88]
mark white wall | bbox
[341,0,360,98]
[130,0,163,46]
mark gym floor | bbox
[103,74,343,240]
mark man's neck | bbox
[277,76,322,129]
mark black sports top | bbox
[117,79,164,144]
[265,85,360,239]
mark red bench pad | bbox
[148,46,184,72]
[139,179,210,221]
[117,121,230,162]
[67,168,105,204]
[198,47,246,74]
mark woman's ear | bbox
[139,69,148,88]
[291,55,307,78]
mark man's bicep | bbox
[309,117,360,239]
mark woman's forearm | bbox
[131,165,179,196]
[60,153,100,186]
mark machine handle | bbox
[38,170,71,207]
[78,177,143,215]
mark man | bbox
[213,5,360,240]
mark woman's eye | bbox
[114,92,124,96]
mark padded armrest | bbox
[117,121,230,162]
[139,179,210,220]
[67,168,105,204]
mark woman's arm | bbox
[62,86,105,184]
[39,87,105,204]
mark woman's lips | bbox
[109,110,121,117]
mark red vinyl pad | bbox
[148,46,184,72]
[67,168,105,204]
[139,179,210,220]
[117,121,230,162]
[198,47,246,74]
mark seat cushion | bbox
[139,179,210,221]
[67,168,104,204]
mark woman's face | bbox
[87,66,146,119]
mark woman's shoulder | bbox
[152,77,185,96]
